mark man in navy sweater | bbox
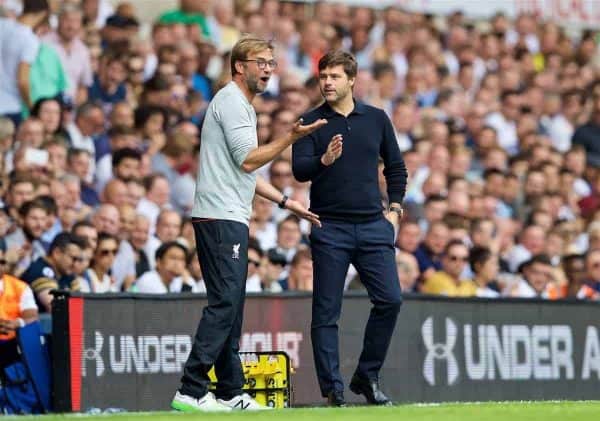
[292,51,407,407]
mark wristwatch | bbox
[278,195,289,209]
[389,204,403,214]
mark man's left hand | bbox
[285,199,322,227]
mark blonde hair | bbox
[230,35,273,77]
[0,117,15,140]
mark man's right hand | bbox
[321,134,343,166]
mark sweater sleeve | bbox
[380,110,408,204]
[292,126,327,182]
[218,99,257,168]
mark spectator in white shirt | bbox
[484,90,521,155]
[145,209,182,269]
[391,96,417,152]
[91,204,136,290]
[136,173,172,235]
[95,127,142,192]
[250,195,277,252]
[66,102,104,180]
[133,241,196,293]
[505,224,546,273]
[81,232,119,293]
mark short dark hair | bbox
[469,246,493,274]
[501,89,520,103]
[36,195,58,216]
[248,237,263,258]
[155,241,187,261]
[443,239,467,256]
[23,0,49,14]
[9,174,35,191]
[49,232,87,254]
[112,147,142,168]
[318,50,357,79]
[67,147,91,163]
[519,253,553,273]
[424,194,447,206]
[372,61,395,80]
[134,105,166,130]
[19,199,49,218]
[108,125,137,138]
[143,76,171,93]
[278,214,300,231]
[75,101,103,119]
[97,232,119,247]
[72,220,96,233]
[483,168,506,179]
[143,173,168,192]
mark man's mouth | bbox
[260,76,270,83]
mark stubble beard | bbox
[247,73,266,95]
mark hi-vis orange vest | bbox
[0,274,28,341]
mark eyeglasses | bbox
[242,59,278,70]
[448,255,469,262]
[248,259,261,267]
[0,259,7,265]
[99,249,118,256]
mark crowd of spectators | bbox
[2,0,600,316]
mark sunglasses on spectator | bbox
[99,249,118,256]
[0,259,7,265]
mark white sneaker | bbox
[217,393,274,410]
[171,391,232,412]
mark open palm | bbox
[291,118,328,140]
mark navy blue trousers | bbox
[180,220,248,400]
[309,217,402,396]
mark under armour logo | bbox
[82,331,105,377]
[232,243,240,260]
[422,317,458,386]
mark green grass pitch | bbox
[6,401,600,421]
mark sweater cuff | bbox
[388,191,405,205]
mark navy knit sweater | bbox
[292,100,408,222]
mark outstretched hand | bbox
[285,199,321,228]
[291,118,328,140]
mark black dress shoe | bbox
[349,374,392,406]
[327,390,347,407]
